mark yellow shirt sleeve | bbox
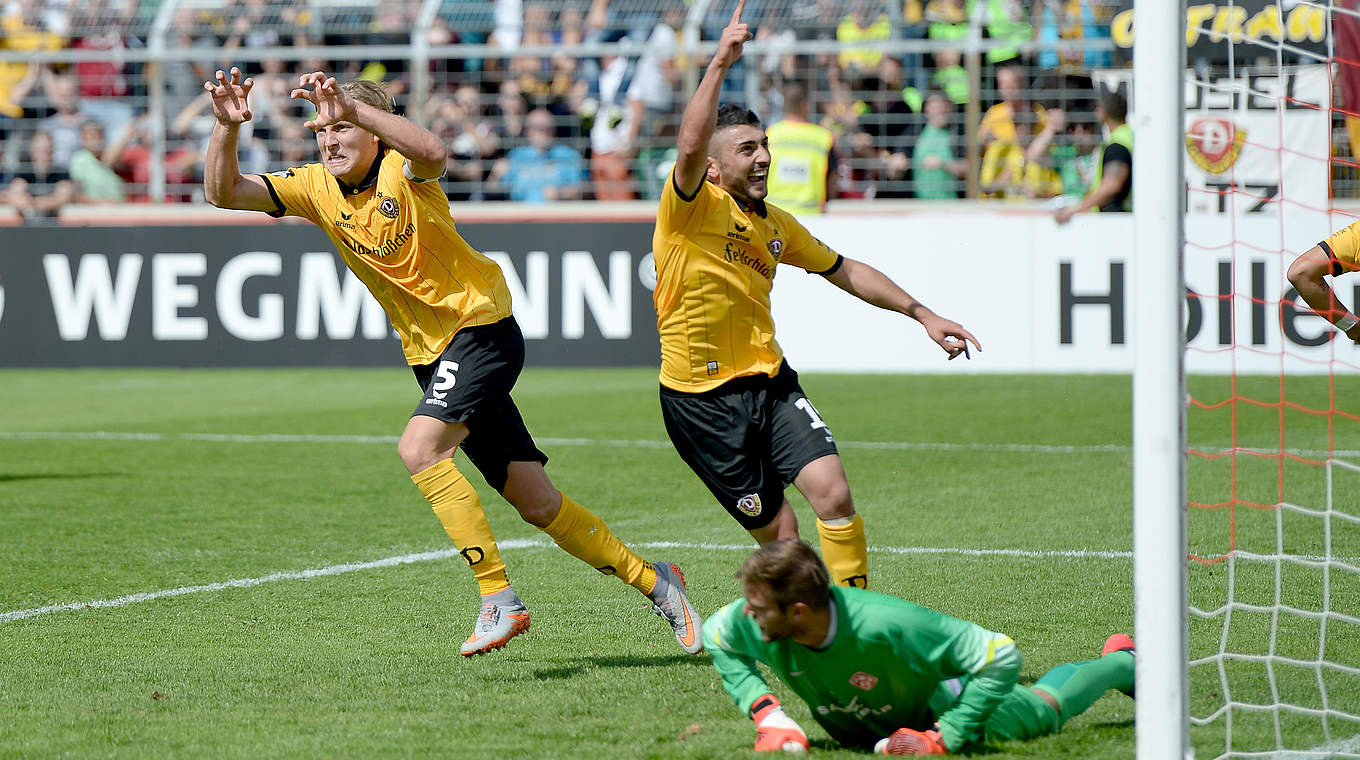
[1322,219,1360,272]
[657,168,716,236]
[771,209,840,274]
[258,165,322,221]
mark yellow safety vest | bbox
[837,14,892,70]
[766,120,835,216]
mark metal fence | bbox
[9,0,1344,215]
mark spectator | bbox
[68,119,126,203]
[910,92,966,199]
[492,109,586,202]
[7,130,75,222]
[588,51,644,199]
[977,0,1035,66]
[1055,90,1131,222]
[977,63,1048,199]
[0,1,63,134]
[766,81,836,215]
[836,1,892,75]
[1034,0,1112,74]
[39,73,96,168]
[432,85,499,201]
[493,78,530,148]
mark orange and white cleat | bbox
[1101,633,1136,658]
[460,598,530,657]
[1101,633,1136,698]
[648,561,703,654]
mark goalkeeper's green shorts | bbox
[982,686,1062,742]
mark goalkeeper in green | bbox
[703,539,1136,754]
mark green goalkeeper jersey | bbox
[702,586,1021,751]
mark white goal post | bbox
[1132,2,1191,760]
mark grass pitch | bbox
[1,369,1355,758]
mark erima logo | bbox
[340,211,353,220]
[431,390,447,400]
[734,223,748,232]
[424,398,448,408]
[736,493,762,517]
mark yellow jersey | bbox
[1320,220,1360,274]
[653,172,842,392]
[261,149,513,365]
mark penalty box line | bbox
[0,540,1134,625]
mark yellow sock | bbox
[411,459,509,596]
[818,514,868,588]
[542,491,656,594]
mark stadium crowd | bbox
[0,0,1125,217]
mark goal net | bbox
[1165,2,1360,757]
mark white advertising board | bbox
[769,209,1358,374]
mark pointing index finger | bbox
[731,0,746,24]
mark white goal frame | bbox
[1132,2,1191,760]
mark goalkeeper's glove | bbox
[874,726,947,755]
[750,693,810,753]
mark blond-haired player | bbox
[203,68,701,657]
[653,2,981,589]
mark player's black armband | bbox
[816,255,844,277]
[1319,241,1346,277]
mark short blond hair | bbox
[341,80,394,113]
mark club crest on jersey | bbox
[768,237,784,260]
[849,672,879,691]
[736,493,763,517]
[378,196,400,219]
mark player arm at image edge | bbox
[1287,241,1360,341]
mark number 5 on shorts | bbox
[432,360,460,396]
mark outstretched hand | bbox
[712,0,752,70]
[205,67,254,125]
[922,314,981,361]
[291,72,357,130]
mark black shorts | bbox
[659,361,839,530]
[412,316,547,493]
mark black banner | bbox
[0,223,661,368]
[1110,2,1329,64]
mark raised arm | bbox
[292,73,446,180]
[673,0,751,196]
[824,256,982,359]
[1287,245,1360,341]
[203,67,277,211]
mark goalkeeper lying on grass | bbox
[703,540,1135,754]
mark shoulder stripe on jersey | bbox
[816,254,844,277]
[257,174,287,218]
[673,172,703,202]
[1320,240,1345,277]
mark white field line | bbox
[6,430,1360,459]
[0,539,1134,624]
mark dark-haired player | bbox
[652,1,981,589]
[203,69,701,657]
